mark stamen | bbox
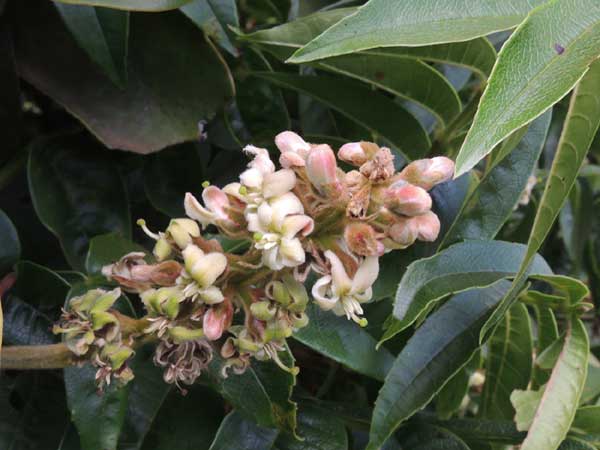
[136,219,160,240]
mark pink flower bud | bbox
[275,131,311,168]
[203,299,233,341]
[384,181,432,216]
[338,142,367,166]
[305,144,341,196]
[414,211,441,242]
[399,157,455,190]
[344,222,384,256]
[388,218,419,248]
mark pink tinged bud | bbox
[384,181,432,216]
[344,222,384,256]
[338,142,369,166]
[262,169,296,198]
[305,144,340,195]
[399,157,455,190]
[275,131,311,168]
[280,152,306,169]
[414,211,441,242]
[388,218,419,248]
[203,300,233,341]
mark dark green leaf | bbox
[288,0,544,63]
[531,306,559,388]
[253,72,430,160]
[572,405,600,434]
[293,302,394,381]
[13,260,71,310]
[54,4,129,86]
[28,133,130,271]
[53,0,193,12]
[16,1,233,154]
[0,208,20,276]
[367,280,512,450]
[85,233,146,276]
[209,410,278,450]
[181,0,239,56]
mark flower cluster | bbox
[57,131,454,391]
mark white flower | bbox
[311,250,379,326]
[249,192,313,270]
[179,245,227,304]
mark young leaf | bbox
[480,59,600,342]
[455,0,600,176]
[441,110,551,248]
[28,134,131,271]
[293,303,394,381]
[480,303,533,420]
[288,0,545,63]
[208,410,278,450]
[253,72,430,160]
[54,4,129,86]
[0,209,20,276]
[367,280,512,450]
[53,0,193,12]
[514,318,589,450]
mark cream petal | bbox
[262,246,283,271]
[244,145,275,175]
[190,252,227,288]
[182,244,205,274]
[279,238,305,267]
[281,215,314,238]
[324,250,352,295]
[257,201,274,229]
[353,287,373,304]
[245,212,263,233]
[184,192,216,228]
[240,167,264,189]
[274,131,310,156]
[351,256,379,295]
[270,192,304,229]
[311,275,338,311]
[198,286,225,305]
[202,186,230,220]
[222,182,245,201]
[262,169,296,198]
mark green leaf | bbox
[28,133,130,271]
[253,72,430,161]
[367,280,512,450]
[209,410,278,450]
[417,416,525,446]
[480,60,600,342]
[516,318,589,450]
[293,303,394,381]
[382,240,552,343]
[64,365,129,450]
[581,363,600,405]
[559,438,597,450]
[572,405,600,434]
[275,403,347,450]
[441,111,551,248]
[455,0,600,176]
[480,303,533,420]
[511,387,545,431]
[436,351,479,420]
[85,233,146,276]
[13,261,71,310]
[53,0,193,12]
[559,179,594,273]
[181,0,239,56]
[0,209,20,276]
[288,0,545,64]
[531,306,559,388]
[140,386,223,450]
[16,0,233,154]
[54,4,129,86]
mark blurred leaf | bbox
[455,0,600,176]
[254,72,430,160]
[481,61,600,342]
[436,351,479,420]
[86,232,146,276]
[288,0,544,63]
[511,387,545,431]
[572,405,600,433]
[53,0,193,11]
[140,386,223,450]
[181,0,239,56]
[275,403,347,450]
[381,240,552,344]
[368,280,512,450]
[418,416,525,446]
[559,179,594,273]
[28,133,130,271]
[16,0,233,154]
[581,364,600,405]
[480,303,533,420]
[293,303,394,381]
[208,410,278,450]
[0,208,20,276]
[54,4,129,86]
[1,295,55,345]
[512,318,589,450]
[531,306,559,388]
[441,111,551,248]
[13,261,70,310]
[0,28,22,163]
[64,364,129,450]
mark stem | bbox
[1,344,75,369]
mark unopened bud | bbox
[384,181,432,216]
[203,300,233,340]
[275,131,311,168]
[399,156,454,190]
[153,237,172,261]
[388,218,419,248]
[166,218,200,249]
[305,144,340,196]
[344,222,384,256]
[338,141,379,166]
[269,281,291,306]
[414,211,441,242]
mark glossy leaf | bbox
[85,233,146,276]
[383,240,552,343]
[0,208,20,276]
[181,0,239,56]
[253,72,430,160]
[531,306,559,388]
[28,134,130,271]
[15,0,233,154]
[441,111,551,248]
[53,0,193,12]
[288,0,545,63]
[293,303,394,381]
[367,280,512,450]
[480,303,533,420]
[54,4,129,86]
[515,318,589,450]
[209,410,278,450]
[480,59,600,342]
[455,0,600,176]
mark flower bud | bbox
[250,301,277,321]
[388,218,419,248]
[275,131,311,168]
[344,222,384,256]
[182,245,227,288]
[153,237,172,261]
[338,141,379,166]
[203,300,233,340]
[414,211,441,242]
[384,181,432,216]
[399,156,454,190]
[305,144,341,196]
[269,281,291,306]
[282,274,308,312]
[263,319,292,343]
[166,218,200,249]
